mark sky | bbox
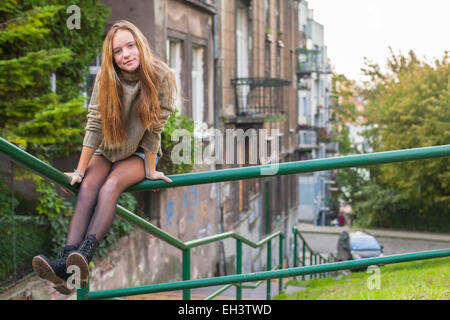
[306,0,450,83]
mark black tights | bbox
[66,154,145,245]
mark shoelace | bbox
[60,245,78,260]
[78,235,98,258]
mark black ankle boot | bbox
[32,244,79,295]
[66,234,99,288]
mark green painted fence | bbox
[1,137,449,300]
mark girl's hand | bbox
[64,172,83,186]
[146,171,173,183]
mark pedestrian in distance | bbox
[32,20,176,295]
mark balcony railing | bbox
[326,141,338,153]
[298,130,317,151]
[296,48,319,77]
[231,77,290,120]
[184,0,217,13]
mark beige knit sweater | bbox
[83,68,175,163]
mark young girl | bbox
[32,20,176,295]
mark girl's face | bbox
[112,29,140,72]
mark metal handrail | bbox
[2,138,449,193]
[293,226,338,280]
[85,249,450,300]
[1,136,449,300]
[0,137,284,300]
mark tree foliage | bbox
[330,73,366,206]
[0,0,109,158]
[0,1,122,271]
[361,48,449,203]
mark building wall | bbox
[1,0,337,299]
[216,0,301,273]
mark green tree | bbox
[348,49,450,232]
[0,2,129,277]
[0,0,109,159]
[331,73,368,207]
[361,48,449,203]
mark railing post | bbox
[320,256,323,278]
[182,248,191,300]
[77,277,89,300]
[266,239,271,300]
[317,255,320,278]
[302,240,306,280]
[236,240,242,300]
[309,249,313,280]
[293,228,297,280]
[278,234,283,294]
[319,256,322,278]
[314,254,317,279]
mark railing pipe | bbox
[77,278,89,300]
[278,234,283,294]
[302,240,306,280]
[314,254,318,278]
[185,231,281,249]
[266,239,272,300]
[116,205,187,250]
[182,249,191,300]
[204,284,233,300]
[86,249,450,299]
[236,240,242,300]
[293,228,298,280]
[122,144,450,192]
[0,137,77,192]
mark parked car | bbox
[337,230,383,262]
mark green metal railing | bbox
[83,248,450,300]
[1,136,449,300]
[293,226,338,281]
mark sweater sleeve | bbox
[82,70,103,149]
[140,72,175,156]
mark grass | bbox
[274,257,450,300]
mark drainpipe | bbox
[213,0,227,276]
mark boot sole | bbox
[66,253,89,288]
[32,256,74,295]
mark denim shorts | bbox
[94,147,159,164]
[132,147,146,160]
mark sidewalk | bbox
[296,223,450,242]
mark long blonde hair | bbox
[98,20,176,150]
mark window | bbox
[236,1,250,113]
[264,0,271,78]
[191,45,205,127]
[276,0,281,78]
[167,39,182,112]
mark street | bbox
[299,232,450,257]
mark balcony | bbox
[298,129,318,151]
[297,78,311,90]
[296,48,319,78]
[325,141,339,154]
[184,0,217,14]
[317,126,332,143]
[229,77,290,123]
